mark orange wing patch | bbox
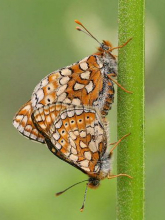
[13,100,45,143]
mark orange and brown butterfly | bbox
[13,20,131,143]
[31,103,131,211]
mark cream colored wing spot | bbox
[74,83,84,90]
[63,98,72,104]
[80,71,91,79]
[53,131,61,141]
[88,139,97,152]
[79,160,89,168]
[13,121,19,128]
[26,125,33,131]
[85,81,95,94]
[30,133,37,140]
[57,93,67,102]
[69,154,78,162]
[15,115,24,121]
[74,130,79,136]
[69,138,77,148]
[60,68,72,76]
[61,112,67,120]
[79,62,88,71]
[36,89,44,102]
[69,131,77,140]
[18,125,24,133]
[56,85,67,96]
[80,130,87,138]
[86,126,95,135]
[22,104,31,111]
[80,141,87,148]
[72,98,81,105]
[43,105,50,115]
[67,109,75,118]
[71,147,77,154]
[55,119,62,129]
[55,142,62,150]
[94,165,100,172]
[23,130,30,137]
[84,151,92,160]
[75,108,83,116]
[59,76,70,85]
[41,78,49,87]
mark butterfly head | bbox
[97,40,116,57]
[88,178,100,189]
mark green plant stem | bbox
[117,0,145,220]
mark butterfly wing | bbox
[31,55,114,116]
[13,100,45,143]
[32,103,107,177]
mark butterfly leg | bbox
[107,74,133,94]
[107,173,132,179]
[108,133,132,179]
[109,133,131,156]
[110,38,132,51]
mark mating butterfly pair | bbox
[13,20,131,211]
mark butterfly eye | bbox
[70,120,75,124]
[78,119,83,123]
[61,130,65,134]
[47,87,51,90]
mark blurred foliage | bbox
[0,0,164,219]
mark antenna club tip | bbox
[55,192,63,197]
[76,27,81,31]
[80,207,84,212]
[75,20,82,25]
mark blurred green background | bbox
[0,0,164,219]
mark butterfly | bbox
[13,20,131,144]
[31,102,131,210]
[13,20,132,211]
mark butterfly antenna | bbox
[56,179,88,196]
[80,183,88,212]
[75,20,101,46]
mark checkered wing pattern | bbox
[32,103,107,176]
[31,55,115,116]
[13,100,45,143]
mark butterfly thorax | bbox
[95,41,118,77]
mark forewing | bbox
[33,103,107,176]
[13,100,45,143]
[31,56,105,110]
